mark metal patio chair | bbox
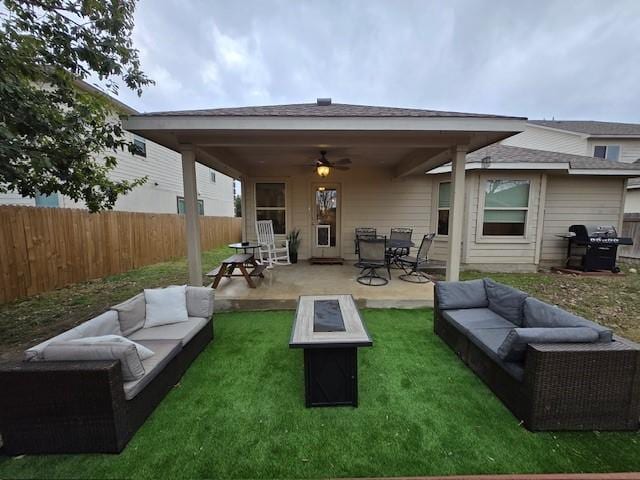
[398,233,435,283]
[256,220,290,268]
[387,227,413,269]
[357,236,390,286]
[354,227,377,267]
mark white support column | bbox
[446,145,468,281]
[240,177,247,242]
[181,147,203,286]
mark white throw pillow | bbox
[70,334,155,360]
[144,285,189,328]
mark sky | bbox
[113,0,640,122]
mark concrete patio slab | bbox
[212,262,434,312]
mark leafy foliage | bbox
[0,0,153,211]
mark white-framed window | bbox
[255,182,286,234]
[436,181,451,236]
[132,135,147,157]
[177,196,204,215]
[481,179,530,237]
[593,145,620,161]
[210,170,216,183]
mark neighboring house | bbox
[123,99,640,275]
[501,120,640,213]
[0,81,235,217]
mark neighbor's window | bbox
[177,196,204,215]
[210,170,216,183]
[437,181,450,235]
[482,180,530,236]
[132,135,147,157]
[593,145,620,161]
[255,182,286,234]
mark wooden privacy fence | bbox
[620,213,640,261]
[0,206,242,303]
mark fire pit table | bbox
[289,295,372,407]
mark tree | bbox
[0,0,153,212]
[234,194,242,217]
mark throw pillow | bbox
[498,327,599,362]
[70,334,154,360]
[144,285,189,328]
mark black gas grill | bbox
[563,224,632,272]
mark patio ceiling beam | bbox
[394,148,453,177]
[446,145,468,281]
[194,146,248,178]
[181,146,203,286]
[175,132,473,148]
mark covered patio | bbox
[123,100,526,288]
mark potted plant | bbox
[287,229,301,264]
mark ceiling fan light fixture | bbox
[316,165,330,177]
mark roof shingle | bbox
[530,120,640,136]
[467,144,640,170]
[136,102,525,119]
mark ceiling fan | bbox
[306,150,351,177]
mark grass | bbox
[1,309,639,479]
[0,247,235,358]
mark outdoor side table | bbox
[228,242,261,256]
[289,295,373,407]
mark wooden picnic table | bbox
[207,253,267,289]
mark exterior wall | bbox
[625,189,640,213]
[586,138,640,164]
[539,175,625,265]
[429,171,542,272]
[0,130,235,216]
[501,125,588,156]
[243,167,433,261]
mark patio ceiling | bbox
[123,107,527,179]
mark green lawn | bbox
[2,309,639,479]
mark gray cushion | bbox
[442,308,514,334]
[484,278,528,326]
[128,317,208,346]
[113,293,146,336]
[186,286,215,319]
[523,297,613,342]
[436,279,488,310]
[465,327,525,381]
[498,327,599,362]
[24,310,120,361]
[42,341,145,381]
[123,340,181,400]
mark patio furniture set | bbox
[354,227,436,286]
[1,276,639,455]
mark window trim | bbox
[593,144,621,162]
[176,196,204,216]
[476,176,533,243]
[254,181,287,235]
[132,135,147,158]
[435,180,451,238]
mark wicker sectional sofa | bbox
[434,278,640,431]
[0,286,214,454]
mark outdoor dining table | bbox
[228,242,261,256]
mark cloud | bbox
[110,0,640,122]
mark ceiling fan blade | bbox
[332,165,350,171]
[317,158,331,166]
[335,158,352,165]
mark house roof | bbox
[136,102,525,119]
[628,178,640,189]
[529,120,640,137]
[428,144,640,176]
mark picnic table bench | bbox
[206,253,267,289]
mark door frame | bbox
[310,182,342,258]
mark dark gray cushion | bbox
[523,297,613,342]
[497,327,599,362]
[436,280,488,310]
[442,308,514,334]
[465,327,525,381]
[483,278,528,326]
[112,293,146,336]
